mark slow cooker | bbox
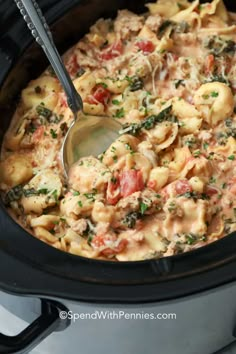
[1,1,236,353]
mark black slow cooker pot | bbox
[1,1,236,353]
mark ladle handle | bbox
[14,0,83,115]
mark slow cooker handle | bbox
[0,299,70,354]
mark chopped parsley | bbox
[211,91,219,97]
[209,176,216,184]
[174,79,185,89]
[73,191,80,196]
[125,75,143,92]
[115,107,125,118]
[140,202,149,215]
[228,155,235,160]
[123,212,141,229]
[50,129,57,139]
[203,142,209,150]
[178,191,210,200]
[36,104,52,119]
[84,189,97,202]
[185,233,197,245]
[78,200,83,207]
[193,150,201,158]
[76,67,85,78]
[112,99,121,105]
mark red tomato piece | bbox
[136,40,155,54]
[32,126,44,143]
[92,234,106,248]
[101,239,128,257]
[120,170,144,198]
[205,185,219,197]
[175,180,192,195]
[205,54,215,74]
[86,85,111,106]
[100,40,122,60]
[65,54,79,77]
[147,180,156,190]
[106,175,121,205]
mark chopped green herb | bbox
[112,99,121,105]
[140,202,149,215]
[203,142,209,150]
[222,183,227,189]
[178,191,210,200]
[186,233,197,245]
[111,176,117,184]
[123,212,141,229]
[193,150,201,157]
[78,200,83,207]
[211,91,219,97]
[174,79,185,89]
[50,129,57,139]
[112,155,118,162]
[158,20,174,37]
[84,189,97,202]
[120,106,173,136]
[87,235,93,246]
[99,82,108,89]
[51,190,59,203]
[168,201,176,212]
[228,155,235,160]
[115,107,125,118]
[209,176,216,184]
[73,191,80,196]
[38,188,49,195]
[125,75,143,92]
[76,67,85,78]
[36,104,52,119]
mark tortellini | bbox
[22,76,60,110]
[0,154,33,188]
[194,82,234,126]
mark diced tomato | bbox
[32,126,44,143]
[205,185,219,197]
[100,40,123,60]
[101,239,128,257]
[120,170,144,198]
[172,53,179,61]
[31,161,38,167]
[86,85,111,106]
[205,54,215,74]
[65,54,79,77]
[147,180,156,190]
[136,40,155,54]
[92,234,106,248]
[106,177,121,205]
[175,180,192,195]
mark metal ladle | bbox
[15,0,121,174]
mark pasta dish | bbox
[1,0,236,261]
